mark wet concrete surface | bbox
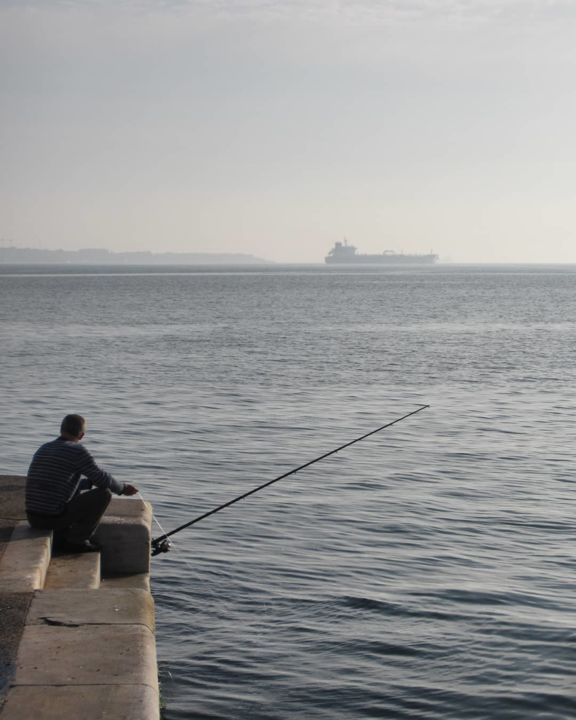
[0,477,30,710]
[0,477,26,519]
[0,476,26,564]
[0,593,33,702]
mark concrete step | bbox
[13,623,157,685]
[0,478,158,720]
[0,588,159,720]
[100,572,150,591]
[95,498,152,576]
[26,587,155,630]
[44,552,101,590]
[0,522,52,592]
[0,685,159,720]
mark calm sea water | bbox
[2,264,576,719]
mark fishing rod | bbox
[151,404,430,556]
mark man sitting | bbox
[26,414,138,553]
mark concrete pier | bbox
[0,476,159,719]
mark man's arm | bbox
[76,446,137,496]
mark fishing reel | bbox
[151,537,172,557]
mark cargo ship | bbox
[325,241,438,265]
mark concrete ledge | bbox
[27,588,155,632]
[101,573,151,592]
[44,553,101,590]
[0,523,52,593]
[14,624,158,690]
[0,684,159,720]
[95,499,152,576]
[108,497,151,518]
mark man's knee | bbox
[72,486,112,514]
[94,487,113,509]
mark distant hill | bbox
[0,247,269,265]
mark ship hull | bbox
[325,254,437,265]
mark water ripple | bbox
[3,266,576,719]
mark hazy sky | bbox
[2,0,576,263]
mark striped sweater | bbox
[26,437,125,515]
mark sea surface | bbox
[2,263,576,719]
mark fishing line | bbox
[151,404,430,556]
[136,491,176,553]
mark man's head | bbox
[60,414,86,441]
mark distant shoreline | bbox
[0,247,269,265]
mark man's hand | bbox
[122,484,139,496]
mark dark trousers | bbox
[27,487,112,543]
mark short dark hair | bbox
[60,414,86,438]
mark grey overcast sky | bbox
[2,0,576,263]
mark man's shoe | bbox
[56,539,101,554]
